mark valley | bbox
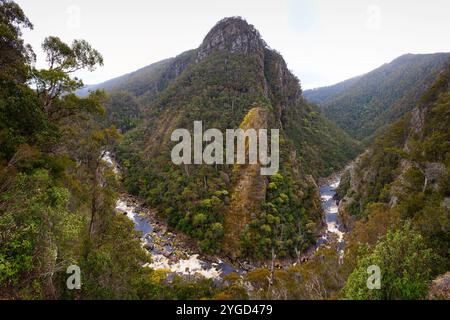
[106,151,347,282]
[1,1,448,300]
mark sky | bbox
[16,0,450,89]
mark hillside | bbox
[304,53,450,141]
[336,60,450,298]
[77,49,196,104]
[110,17,361,260]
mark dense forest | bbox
[0,1,246,299]
[336,62,450,299]
[1,1,448,301]
[234,58,450,300]
[304,53,450,142]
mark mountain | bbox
[304,53,450,142]
[103,17,361,260]
[77,49,196,103]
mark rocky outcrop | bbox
[263,49,302,126]
[196,17,303,129]
[408,105,426,138]
[428,272,450,299]
[336,151,369,230]
[223,107,269,259]
[197,17,266,61]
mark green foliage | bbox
[284,98,362,177]
[0,0,34,83]
[343,224,439,300]
[339,62,450,299]
[0,169,83,297]
[105,91,142,132]
[32,36,103,109]
[241,171,319,259]
[0,1,152,299]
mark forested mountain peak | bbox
[336,61,450,299]
[304,52,450,142]
[111,17,360,259]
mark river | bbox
[105,152,238,279]
[317,176,345,255]
[105,152,345,279]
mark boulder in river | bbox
[163,249,173,258]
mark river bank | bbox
[105,152,346,280]
[115,194,240,279]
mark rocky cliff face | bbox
[263,48,302,127]
[197,17,266,61]
[428,272,450,299]
[223,107,269,259]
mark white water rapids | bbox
[104,152,237,279]
[317,176,345,255]
[104,152,345,279]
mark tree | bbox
[0,169,83,298]
[32,36,103,111]
[0,0,35,83]
[0,1,143,299]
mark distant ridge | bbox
[304,52,450,141]
[77,49,196,102]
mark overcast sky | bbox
[16,0,450,89]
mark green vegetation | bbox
[343,224,440,300]
[284,98,361,177]
[0,1,235,300]
[105,91,142,132]
[2,3,446,301]
[305,53,450,142]
[336,61,450,299]
[114,37,359,258]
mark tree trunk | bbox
[89,159,101,239]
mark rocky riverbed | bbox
[105,152,240,279]
[105,152,346,279]
[317,175,345,254]
[115,194,240,279]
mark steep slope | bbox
[337,59,450,266]
[114,17,360,260]
[77,49,196,104]
[304,53,450,141]
[303,75,361,105]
